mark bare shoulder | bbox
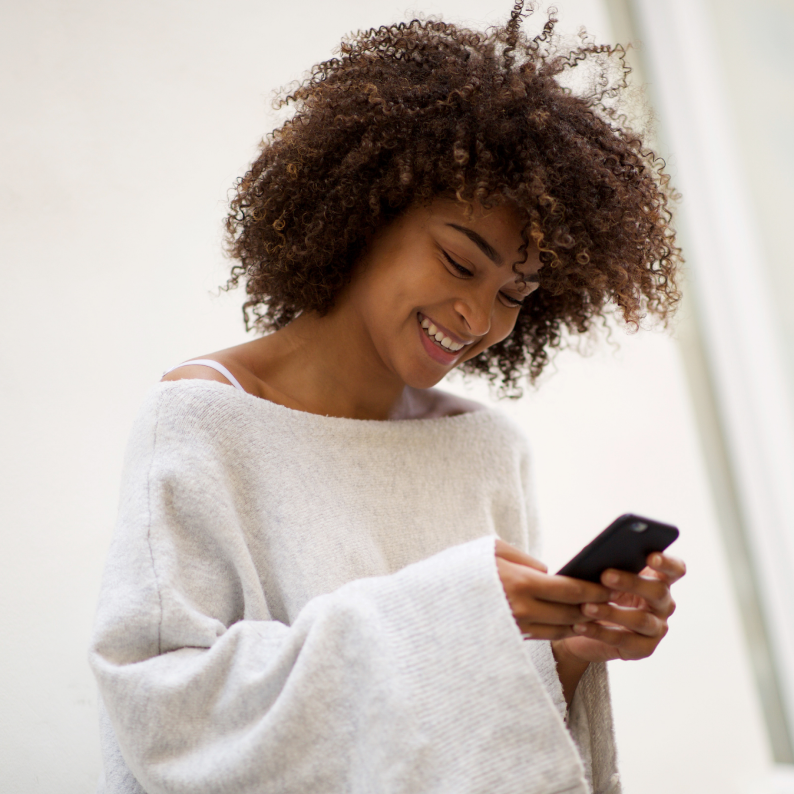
[161,363,234,386]
[414,387,488,419]
[160,344,262,394]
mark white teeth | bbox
[420,316,464,354]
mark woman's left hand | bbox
[552,552,686,665]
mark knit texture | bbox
[90,380,620,793]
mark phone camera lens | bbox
[630,521,649,533]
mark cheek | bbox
[488,309,521,346]
[355,263,419,322]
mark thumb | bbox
[494,537,548,572]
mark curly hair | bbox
[224,1,681,393]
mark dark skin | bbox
[164,197,686,704]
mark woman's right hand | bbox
[495,538,611,639]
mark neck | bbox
[248,309,415,421]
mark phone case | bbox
[556,514,679,583]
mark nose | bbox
[454,293,491,338]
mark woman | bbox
[90,6,685,793]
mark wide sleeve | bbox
[89,393,590,794]
[512,429,622,794]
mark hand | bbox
[494,539,611,639]
[552,552,686,665]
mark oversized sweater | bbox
[90,380,621,794]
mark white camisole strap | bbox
[162,359,246,392]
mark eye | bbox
[499,293,526,309]
[442,250,473,277]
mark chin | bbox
[399,361,455,391]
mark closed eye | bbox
[444,249,529,308]
[442,250,473,277]
[500,293,525,308]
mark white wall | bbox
[700,0,794,394]
[0,1,771,791]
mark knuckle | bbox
[514,567,530,588]
[639,612,655,633]
[608,633,625,648]
[509,567,533,595]
[668,597,677,616]
[612,630,630,648]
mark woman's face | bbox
[342,197,541,390]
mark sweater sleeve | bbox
[512,428,622,794]
[90,395,589,794]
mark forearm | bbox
[550,641,590,708]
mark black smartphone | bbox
[556,514,679,583]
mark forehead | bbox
[426,197,523,238]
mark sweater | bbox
[89,380,621,794]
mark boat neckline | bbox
[155,378,500,427]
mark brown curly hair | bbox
[224,1,681,393]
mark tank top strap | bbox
[162,359,245,392]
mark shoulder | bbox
[161,362,234,386]
[160,345,265,397]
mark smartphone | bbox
[556,513,679,583]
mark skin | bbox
[163,196,686,704]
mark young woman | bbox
[91,6,685,793]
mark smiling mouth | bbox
[417,313,467,353]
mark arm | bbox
[92,536,594,793]
[90,394,589,794]
[551,642,591,708]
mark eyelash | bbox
[442,250,526,308]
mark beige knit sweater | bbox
[90,380,620,794]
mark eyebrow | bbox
[445,223,503,265]
[445,222,540,284]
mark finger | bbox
[581,602,666,638]
[601,569,674,615]
[513,596,600,626]
[646,552,686,583]
[520,623,583,641]
[533,573,611,605]
[494,538,548,572]
[498,559,611,606]
[572,622,659,660]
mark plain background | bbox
[0,1,773,791]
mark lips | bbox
[416,312,472,365]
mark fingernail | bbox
[651,554,663,567]
[604,572,619,586]
[583,603,600,616]
[573,623,588,634]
